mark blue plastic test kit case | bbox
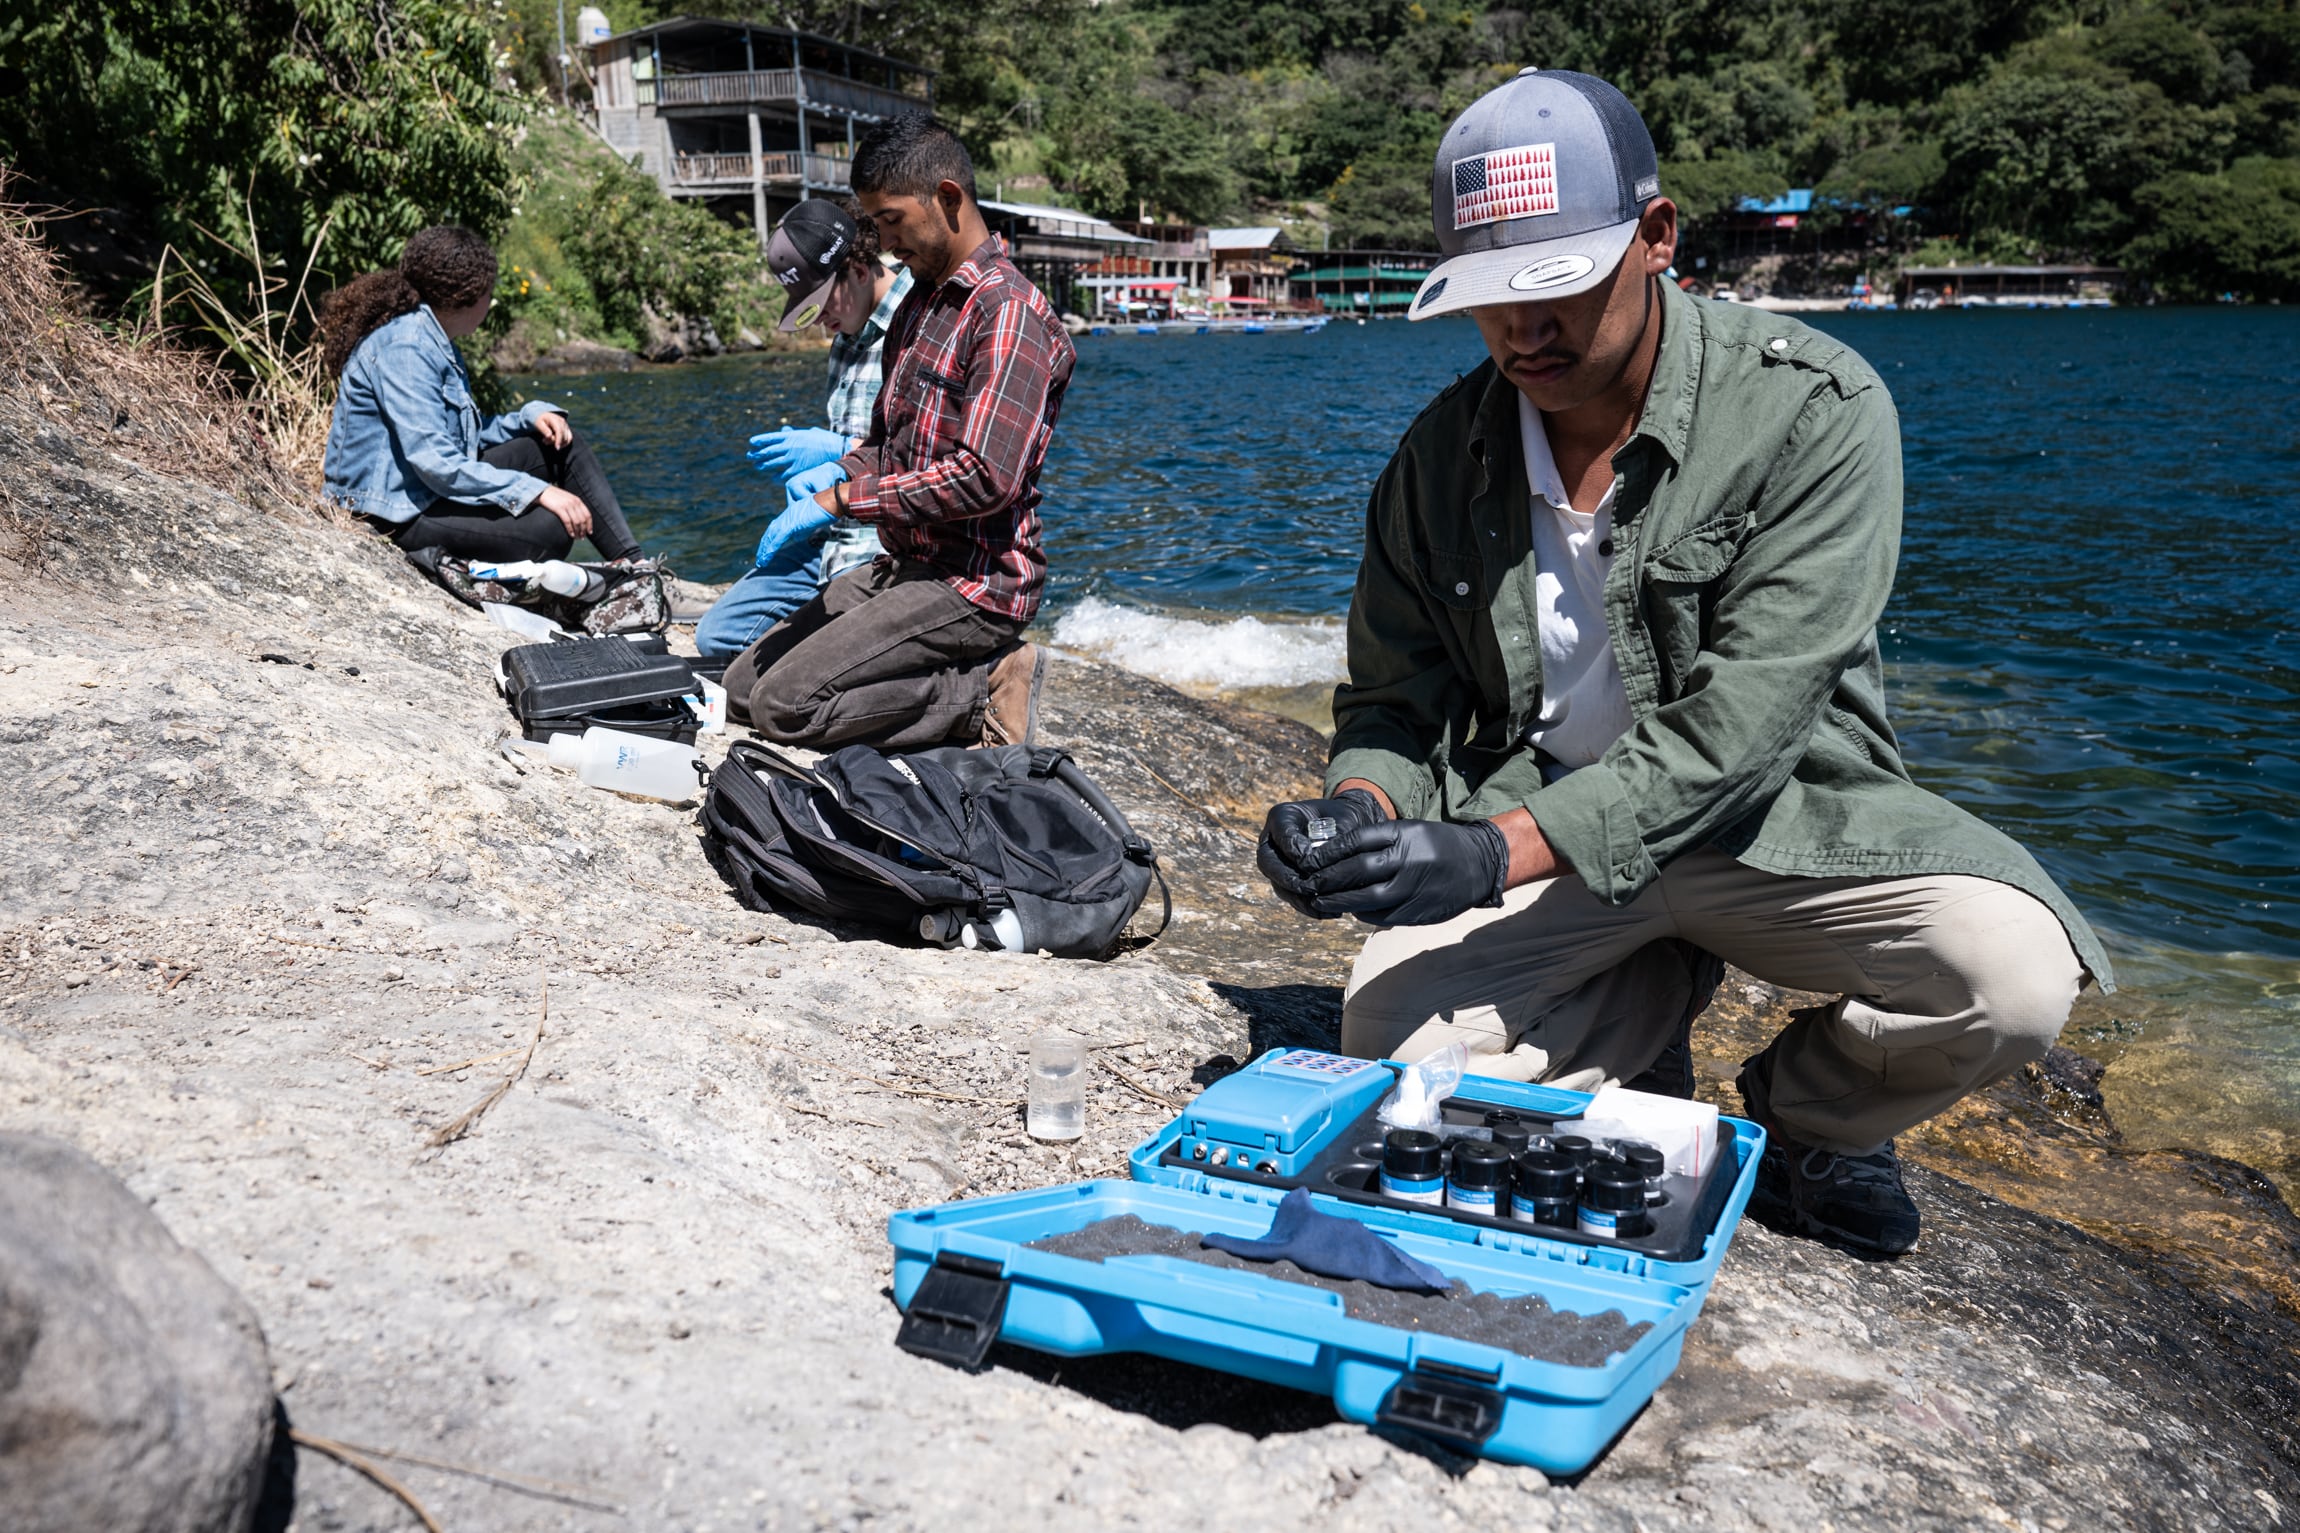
[887,1049,1765,1473]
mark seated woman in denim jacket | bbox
[320,226,643,566]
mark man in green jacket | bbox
[1258,70,2110,1255]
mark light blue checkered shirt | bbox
[824,265,914,439]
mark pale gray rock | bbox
[0,1133,274,1533]
[0,370,2295,1530]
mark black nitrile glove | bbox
[1257,788,1388,917]
[1297,816,1511,926]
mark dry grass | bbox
[0,174,319,544]
[145,196,337,482]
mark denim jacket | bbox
[1328,280,2110,989]
[323,306,559,524]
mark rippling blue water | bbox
[563,310,2299,978]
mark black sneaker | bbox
[1737,1053,1921,1256]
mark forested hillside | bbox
[6,0,2296,326]
[548,0,2300,298]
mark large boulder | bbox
[0,1134,274,1533]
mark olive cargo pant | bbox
[1340,847,2083,1156]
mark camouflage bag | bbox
[405,549,673,635]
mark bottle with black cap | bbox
[1511,1149,1580,1228]
[1447,1137,1513,1216]
[1379,1128,1446,1206]
[1578,1156,1654,1240]
[1618,1140,1667,1205]
[1484,1111,1537,1158]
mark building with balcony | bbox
[1111,220,1214,292]
[1289,250,1440,314]
[1208,227,1299,309]
[589,16,933,244]
[978,202,1152,315]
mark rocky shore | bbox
[3,375,2298,1531]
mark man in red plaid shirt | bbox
[723,115,1076,750]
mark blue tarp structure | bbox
[1734,189,1816,215]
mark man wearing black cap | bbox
[722,114,1073,750]
[1255,69,2111,1255]
[694,199,911,661]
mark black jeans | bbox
[386,428,641,562]
[723,560,1023,750]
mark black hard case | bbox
[501,637,700,743]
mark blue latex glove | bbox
[752,460,847,565]
[747,427,849,479]
[752,499,836,568]
[783,458,848,505]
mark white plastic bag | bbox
[1376,1042,1467,1132]
[1551,1086,1720,1178]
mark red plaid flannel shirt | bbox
[837,237,1075,623]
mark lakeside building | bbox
[587,16,932,244]
[1209,228,1298,309]
[1289,250,1440,315]
[1893,265,2125,307]
[1075,219,1212,319]
[1695,189,1900,267]
[977,202,1152,315]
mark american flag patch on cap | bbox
[1452,143,1559,229]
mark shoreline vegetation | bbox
[1,0,2296,414]
[4,206,2299,1523]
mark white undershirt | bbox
[1520,392,1635,774]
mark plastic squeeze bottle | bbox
[550,726,700,802]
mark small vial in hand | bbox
[1305,816,1338,844]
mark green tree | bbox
[1939,72,2134,250]
[564,160,767,339]
[2124,155,2300,299]
[1821,0,2051,107]
[0,0,522,306]
[1327,135,1442,247]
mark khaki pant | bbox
[1341,848,2082,1155]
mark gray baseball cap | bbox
[1410,69,1661,319]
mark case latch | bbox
[895,1252,1010,1371]
[1375,1360,1505,1453]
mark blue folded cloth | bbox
[1201,1187,1451,1293]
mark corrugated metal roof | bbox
[600,14,930,73]
[1208,227,1283,249]
[979,200,1151,245]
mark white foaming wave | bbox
[1050,597,1346,690]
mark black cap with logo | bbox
[768,200,856,332]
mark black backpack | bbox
[701,739,1169,959]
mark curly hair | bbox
[318,225,499,378]
[839,197,883,277]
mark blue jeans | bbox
[694,541,825,660]
[695,524,886,661]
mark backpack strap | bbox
[1045,757,1156,866]
[1136,859,1173,946]
[1043,756,1170,946]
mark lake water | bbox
[548,307,2300,1189]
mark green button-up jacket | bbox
[1325,280,2110,988]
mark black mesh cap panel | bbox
[1534,70,1660,221]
